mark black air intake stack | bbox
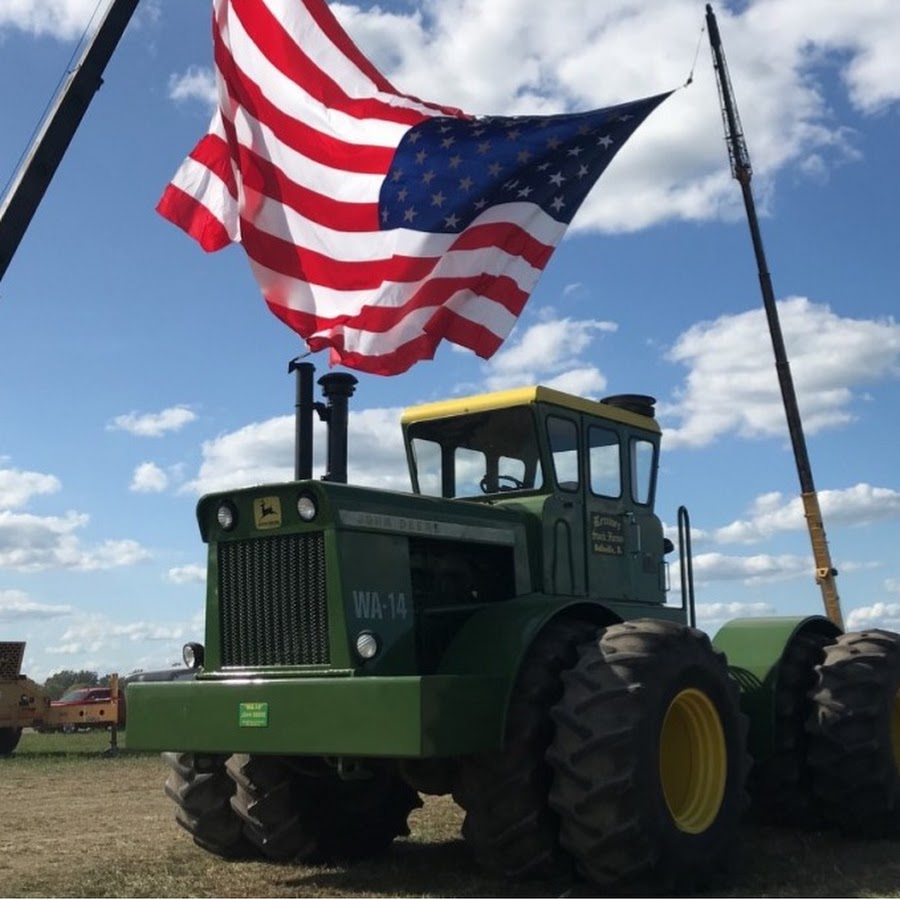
[318,372,358,484]
[601,393,656,418]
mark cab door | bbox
[584,422,633,600]
[624,432,666,605]
[542,413,586,596]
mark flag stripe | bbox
[264,0,397,98]
[248,0,464,117]
[189,122,238,197]
[219,6,412,149]
[157,184,233,252]
[271,274,528,340]
[226,0,444,126]
[245,191,560,269]
[243,220,546,296]
[213,30,397,175]
[222,82,386,203]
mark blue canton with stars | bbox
[379,92,669,233]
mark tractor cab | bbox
[402,386,668,604]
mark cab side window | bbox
[547,416,579,491]
[589,426,621,498]
[631,438,656,505]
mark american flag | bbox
[158,0,670,376]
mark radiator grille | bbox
[218,533,329,667]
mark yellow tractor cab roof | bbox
[401,385,660,434]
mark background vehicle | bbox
[0,642,121,751]
[125,369,900,891]
[41,686,126,732]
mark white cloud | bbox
[184,415,295,496]
[21,611,204,683]
[696,600,776,634]
[714,483,900,545]
[168,65,216,107]
[542,366,609,398]
[185,407,410,496]
[166,564,205,585]
[0,0,160,39]
[107,405,197,438]
[0,589,72,621]
[663,299,900,448]
[692,551,811,585]
[346,407,412,490]
[0,509,151,572]
[0,0,107,38]
[845,603,900,632]
[0,465,60,509]
[46,611,203,661]
[129,461,169,493]
[482,316,616,392]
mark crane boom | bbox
[706,4,844,628]
[0,0,140,283]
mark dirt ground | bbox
[3,734,900,898]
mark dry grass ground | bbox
[2,731,900,898]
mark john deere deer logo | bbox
[254,496,282,529]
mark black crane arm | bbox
[0,0,140,283]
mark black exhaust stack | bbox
[318,373,358,484]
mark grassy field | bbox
[2,730,900,898]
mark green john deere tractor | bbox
[126,366,900,891]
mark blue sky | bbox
[1,0,898,681]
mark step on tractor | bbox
[0,643,122,752]
[124,366,900,892]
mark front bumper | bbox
[125,673,506,758]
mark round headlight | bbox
[355,632,379,660]
[297,495,317,522]
[183,642,205,669]
[216,502,236,530]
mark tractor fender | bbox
[712,615,842,761]
[436,595,620,749]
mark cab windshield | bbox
[408,406,543,498]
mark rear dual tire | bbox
[807,629,900,836]
[748,628,835,825]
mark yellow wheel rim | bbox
[892,690,900,772]
[659,688,727,834]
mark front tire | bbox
[452,617,598,879]
[0,727,22,756]
[807,629,900,836]
[547,619,749,892]
[228,754,421,863]
[163,752,252,858]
